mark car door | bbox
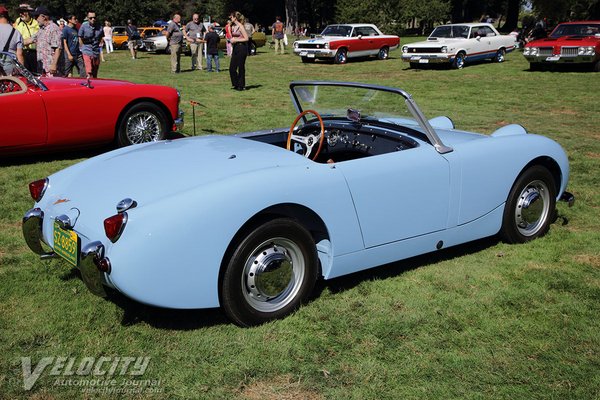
[335,145,450,248]
[0,81,47,148]
[353,26,377,56]
[471,25,492,56]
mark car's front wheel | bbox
[334,48,347,64]
[377,46,389,60]
[220,218,318,327]
[452,52,466,69]
[500,165,557,243]
[117,102,168,147]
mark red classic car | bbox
[523,21,600,71]
[0,52,183,156]
[293,24,400,64]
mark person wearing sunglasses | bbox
[78,10,103,78]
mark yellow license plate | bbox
[53,222,79,267]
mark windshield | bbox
[291,83,418,126]
[289,81,453,154]
[0,52,46,90]
[321,25,352,37]
[551,23,600,38]
[429,25,470,39]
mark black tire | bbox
[220,218,318,327]
[452,52,466,69]
[593,59,600,72]
[301,56,315,63]
[117,102,168,147]
[334,48,347,64]
[500,165,557,244]
[494,48,506,63]
[409,62,419,69]
[377,46,389,60]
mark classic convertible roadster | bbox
[0,52,183,156]
[23,81,574,326]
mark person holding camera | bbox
[78,10,103,78]
[228,11,249,91]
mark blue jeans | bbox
[206,53,220,71]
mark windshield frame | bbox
[0,51,47,91]
[320,25,353,37]
[289,81,452,154]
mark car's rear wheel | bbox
[377,46,389,60]
[220,218,318,327]
[301,56,315,63]
[117,102,168,147]
[500,165,557,244]
[334,48,347,64]
[452,52,466,69]
[494,48,506,63]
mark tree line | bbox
[3,0,599,33]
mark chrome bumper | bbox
[174,109,184,131]
[22,207,108,297]
[524,55,597,64]
[401,54,452,63]
[294,49,336,58]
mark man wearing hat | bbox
[33,5,61,76]
[14,3,38,72]
[1,5,25,64]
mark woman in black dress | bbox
[228,12,249,91]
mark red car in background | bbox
[0,52,183,156]
[523,21,600,71]
[293,24,400,64]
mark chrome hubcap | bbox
[515,180,550,237]
[379,49,388,59]
[457,55,464,68]
[338,52,346,63]
[126,111,162,144]
[497,50,505,62]
[242,238,305,312]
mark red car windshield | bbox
[551,23,600,38]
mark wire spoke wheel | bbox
[126,111,162,144]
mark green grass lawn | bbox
[1,42,599,399]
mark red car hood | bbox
[39,77,135,90]
[527,35,600,47]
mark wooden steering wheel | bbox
[286,109,325,160]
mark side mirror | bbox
[357,34,363,39]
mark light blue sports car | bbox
[23,81,574,326]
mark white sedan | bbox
[401,23,517,69]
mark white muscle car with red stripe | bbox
[401,23,517,69]
[293,24,400,64]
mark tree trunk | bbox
[501,0,520,32]
[285,0,298,34]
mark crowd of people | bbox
[1,4,296,91]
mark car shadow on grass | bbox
[0,146,113,167]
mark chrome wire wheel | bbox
[125,111,162,144]
[514,179,551,237]
[241,237,305,313]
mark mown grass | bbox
[1,39,599,399]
